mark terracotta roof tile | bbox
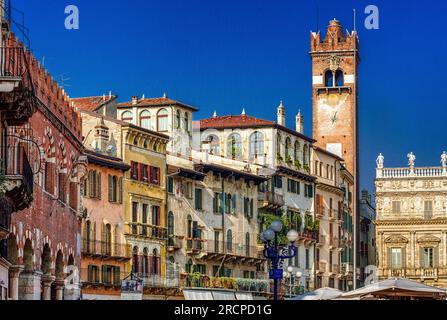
[199,115,274,130]
[72,95,116,112]
[117,97,198,111]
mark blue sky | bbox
[11,0,447,194]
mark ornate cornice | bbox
[376,218,447,226]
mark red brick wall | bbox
[7,33,84,273]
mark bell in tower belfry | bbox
[310,19,359,176]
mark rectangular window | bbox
[58,172,67,203]
[231,195,237,214]
[132,202,138,234]
[421,247,435,268]
[392,201,401,214]
[69,182,78,210]
[213,193,218,213]
[214,231,220,253]
[150,166,160,185]
[391,248,402,269]
[195,188,203,210]
[131,161,139,180]
[305,249,310,269]
[424,201,433,219]
[142,164,149,182]
[142,204,148,236]
[167,177,174,193]
[273,175,282,189]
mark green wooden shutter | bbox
[114,266,121,285]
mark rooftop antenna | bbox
[353,8,357,32]
[315,0,320,31]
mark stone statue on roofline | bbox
[376,153,384,169]
[441,151,447,168]
[407,152,416,168]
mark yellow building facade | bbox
[80,110,169,298]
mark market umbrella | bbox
[341,278,447,300]
[289,287,343,300]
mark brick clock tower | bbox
[310,19,359,174]
[310,19,360,286]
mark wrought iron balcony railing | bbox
[81,239,132,259]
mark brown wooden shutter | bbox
[97,172,102,199]
[108,175,113,202]
[118,177,123,204]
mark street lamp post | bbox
[261,220,298,301]
[283,266,303,298]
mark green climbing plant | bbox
[259,212,291,246]
[294,159,302,170]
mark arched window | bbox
[245,232,250,257]
[227,133,242,160]
[140,110,151,129]
[167,211,174,236]
[184,112,189,132]
[121,111,133,123]
[226,230,233,252]
[143,248,149,275]
[249,131,264,158]
[207,135,220,156]
[285,137,292,161]
[303,144,309,166]
[132,246,139,274]
[157,109,168,132]
[185,259,193,274]
[276,134,282,157]
[335,70,344,87]
[325,70,334,87]
[176,110,181,129]
[153,249,159,275]
[187,215,192,238]
[294,141,300,162]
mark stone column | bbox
[18,270,42,300]
[54,280,65,301]
[8,265,24,300]
[41,274,55,300]
[410,231,415,269]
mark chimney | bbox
[277,101,285,127]
[132,96,138,106]
[296,110,304,134]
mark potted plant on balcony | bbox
[276,153,283,163]
[294,159,302,171]
[285,154,293,166]
[303,163,310,173]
